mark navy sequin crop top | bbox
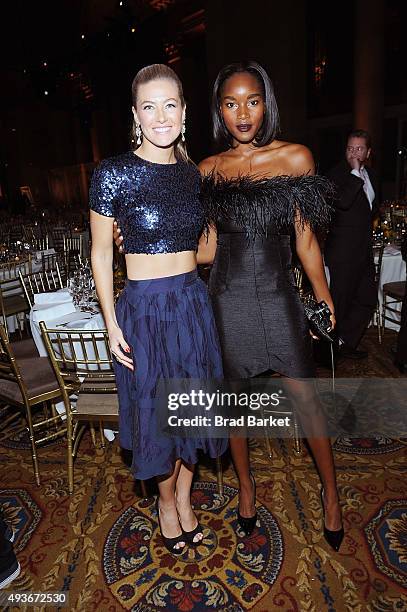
[89,151,204,255]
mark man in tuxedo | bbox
[324,130,379,359]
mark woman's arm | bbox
[90,210,133,369]
[197,155,219,265]
[288,145,336,327]
[197,224,217,264]
[295,223,335,326]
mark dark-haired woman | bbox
[91,64,227,555]
[197,62,343,551]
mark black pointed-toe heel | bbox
[237,472,257,536]
[321,489,344,552]
[156,499,186,555]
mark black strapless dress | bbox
[200,174,334,379]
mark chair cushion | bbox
[0,356,61,404]
[2,295,29,316]
[76,392,119,419]
[383,281,406,299]
[11,339,39,360]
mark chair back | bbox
[63,235,84,258]
[63,236,84,273]
[292,264,312,299]
[373,242,385,285]
[19,266,64,309]
[0,324,30,406]
[39,322,116,396]
[51,227,70,252]
[32,236,50,251]
[0,256,32,281]
[42,252,67,279]
[293,265,303,294]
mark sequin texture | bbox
[89,151,204,254]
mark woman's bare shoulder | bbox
[198,154,221,175]
[263,141,315,175]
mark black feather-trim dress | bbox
[200,173,335,379]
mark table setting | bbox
[30,262,105,357]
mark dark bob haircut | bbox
[211,61,280,149]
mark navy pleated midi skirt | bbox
[114,269,228,480]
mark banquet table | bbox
[29,290,116,440]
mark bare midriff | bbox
[125,250,197,280]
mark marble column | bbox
[353,0,385,170]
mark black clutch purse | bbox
[303,295,334,343]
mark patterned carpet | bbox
[1,329,406,611]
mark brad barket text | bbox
[167,415,291,428]
[167,389,282,411]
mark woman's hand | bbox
[309,304,336,340]
[329,312,336,332]
[113,220,124,253]
[108,324,133,370]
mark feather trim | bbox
[200,172,336,240]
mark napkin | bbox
[32,290,76,323]
[34,248,56,262]
[383,245,401,256]
[34,290,72,305]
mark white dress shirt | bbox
[351,167,375,209]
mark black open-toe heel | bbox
[181,518,204,546]
[156,499,186,555]
[237,472,257,536]
[321,489,344,552]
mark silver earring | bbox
[136,123,142,146]
[181,121,186,142]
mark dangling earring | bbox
[135,123,142,146]
[181,120,186,142]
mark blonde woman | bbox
[90,64,227,555]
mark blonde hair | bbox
[131,64,189,162]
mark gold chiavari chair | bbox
[0,258,33,339]
[373,242,385,343]
[63,235,84,273]
[40,322,118,494]
[22,225,37,244]
[381,281,406,337]
[32,235,50,251]
[0,255,32,281]
[41,252,68,283]
[51,227,70,253]
[0,324,66,486]
[19,265,64,309]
